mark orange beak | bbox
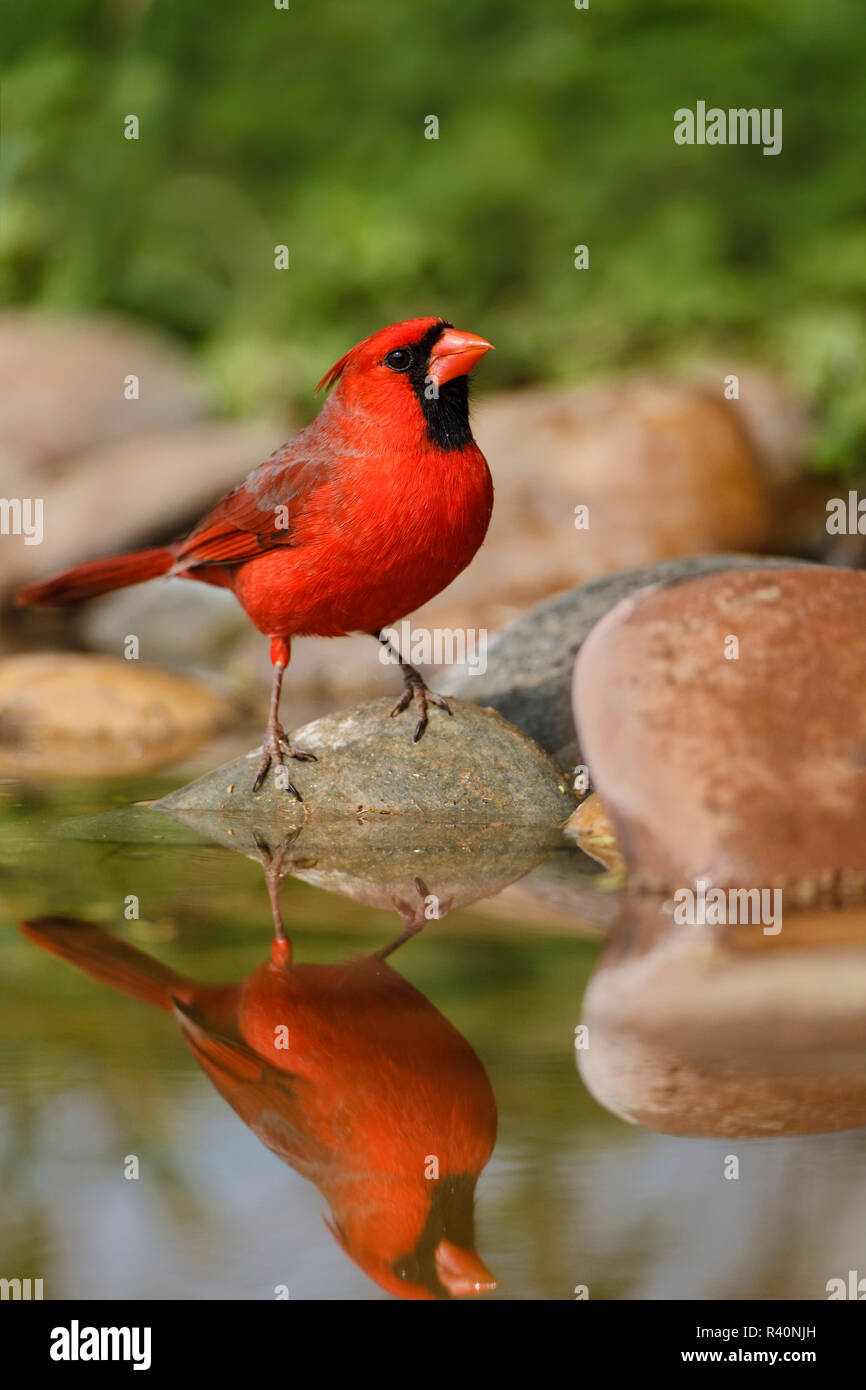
[434,1239,497,1297]
[427,328,494,387]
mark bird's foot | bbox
[374,877,454,959]
[390,672,452,743]
[252,722,317,797]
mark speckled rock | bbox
[0,653,238,778]
[444,554,815,771]
[573,566,866,893]
[156,696,576,831]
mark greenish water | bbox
[3,776,865,1300]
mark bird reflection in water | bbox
[21,835,498,1301]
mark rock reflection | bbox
[21,908,497,1300]
[577,895,866,1138]
[156,801,577,939]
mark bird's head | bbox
[316,317,494,452]
[325,1171,497,1301]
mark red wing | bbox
[172,998,332,1172]
[175,440,329,569]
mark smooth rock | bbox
[444,554,815,771]
[0,312,206,468]
[573,566,866,890]
[0,653,238,778]
[156,696,576,830]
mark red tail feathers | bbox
[15,546,174,607]
[20,917,189,1012]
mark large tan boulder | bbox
[573,566,866,894]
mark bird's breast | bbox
[232,442,493,637]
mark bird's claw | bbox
[252,723,317,797]
[390,677,452,742]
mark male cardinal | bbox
[16,318,494,795]
[21,915,498,1301]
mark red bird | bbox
[21,916,499,1301]
[16,318,494,795]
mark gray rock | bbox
[443,553,817,771]
[156,695,575,829]
[156,697,576,917]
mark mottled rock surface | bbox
[156,697,575,831]
[573,566,866,892]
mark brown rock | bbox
[443,553,815,772]
[687,362,809,488]
[0,653,238,778]
[565,793,625,876]
[0,312,206,468]
[573,566,866,890]
[418,378,772,632]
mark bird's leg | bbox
[373,877,452,960]
[373,630,453,743]
[253,637,317,796]
[253,828,303,958]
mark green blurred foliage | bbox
[2,0,864,466]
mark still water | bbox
[3,773,865,1300]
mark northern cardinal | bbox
[21,915,498,1301]
[16,318,494,795]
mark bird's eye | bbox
[384,347,413,372]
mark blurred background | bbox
[3,0,866,1302]
[2,0,866,737]
[3,0,864,435]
